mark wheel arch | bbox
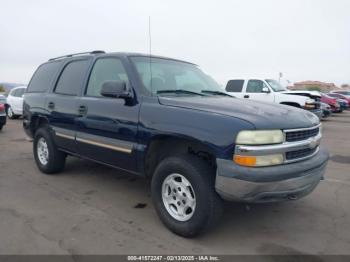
[30,115,50,136]
[144,135,217,178]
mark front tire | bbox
[33,127,66,174]
[151,154,223,237]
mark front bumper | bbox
[215,147,329,203]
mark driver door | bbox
[76,57,140,172]
[243,79,275,103]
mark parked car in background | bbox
[23,51,329,237]
[6,86,27,119]
[225,78,322,118]
[320,102,332,118]
[336,98,349,111]
[331,90,350,98]
[327,93,350,107]
[320,93,341,113]
[0,94,7,105]
[0,103,6,130]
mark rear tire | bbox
[33,127,66,174]
[151,154,223,237]
[7,106,18,119]
[0,125,3,130]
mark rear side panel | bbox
[23,60,63,137]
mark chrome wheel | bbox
[162,173,196,222]
[37,137,49,165]
[7,107,13,118]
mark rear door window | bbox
[55,60,90,96]
[27,61,61,93]
[226,80,244,92]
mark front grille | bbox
[285,127,319,142]
[286,147,318,160]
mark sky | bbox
[1,0,350,87]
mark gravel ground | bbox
[0,112,349,255]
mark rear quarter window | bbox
[226,80,244,92]
[27,61,61,93]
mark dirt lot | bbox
[0,112,349,255]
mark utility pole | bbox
[278,72,283,83]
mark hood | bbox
[321,96,337,104]
[158,96,320,130]
[281,90,321,99]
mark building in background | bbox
[341,84,350,89]
[288,81,340,92]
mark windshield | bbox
[265,79,287,92]
[323,93,337,99]
[130,57,224,96]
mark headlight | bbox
[304,99,315,109]
[236,130,284,145]
[305,98,315,104]
[234,154,284,167]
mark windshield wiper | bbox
[156,89,205,96]
[201,90,233,97]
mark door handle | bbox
[244,95,250,98]
[78,105,88,116]
[48,102,55,110]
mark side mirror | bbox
[262,87,270,93]
[100,80,133,99]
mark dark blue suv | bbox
[23,51,329,237]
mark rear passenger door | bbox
[14,88,26,114]
[47,58,91,153]
[76,57,140,172]
[225,80,245,98]
[7,89,19,112]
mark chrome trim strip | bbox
[76,132,134,153]
[283,123,321,133]
[76,137,132,154]
[55,132,75,140]
[52,127,134,154]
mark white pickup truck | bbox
[225,78,322,118]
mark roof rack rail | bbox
[48,50,105,61]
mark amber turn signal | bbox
[233,155,257,167]
[234,154,284,167]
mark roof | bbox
[48,50,196,65]
[11,85,27,90]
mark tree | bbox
[0,85,5,93]
[305,86,321,92]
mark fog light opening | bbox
[288,195,298,200]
